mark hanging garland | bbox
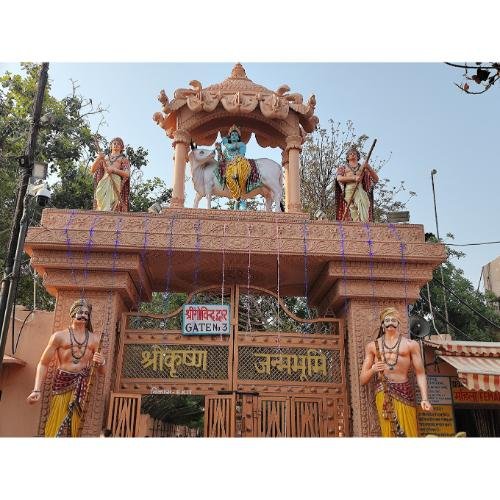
[81,214,101,300]
[302,219,310,315]
[363,222,378,324]
[274,217,282,351]
[388,223,409,310]
[192,219,202,291]
[63,210,78,287]
[336,221,349,316]
[134,214,149,311]
[163,215,176,315]
[246,222,252,334]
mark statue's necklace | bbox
[69,327,89,364]
[347,162,360,175]
[381,334,402,371]
[108,153,123,164]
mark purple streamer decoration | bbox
[336,221,349,316]
[63,210,78,286]
[163,215,176,313]
[193,219,202,290]
[135,215,149,310]
[303,219,309,305]
[388,223,409,309]
[81,214,101,299]
[275,217,282,351]
[103,217,123,338]
[246,223,251,333]
[221,223,227,306]
[363,222,377,322]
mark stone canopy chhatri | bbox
[153,63,319,212]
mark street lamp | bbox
[430,169,451,335]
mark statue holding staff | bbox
[91,137,130,211]
[335,143,379,222]
[359,307,433,437]
[26,299,105,437]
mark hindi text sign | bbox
[182,304,230,335]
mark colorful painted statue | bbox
[188,145,284,212]
[220,124,247,161]
[335,146,379,222]
[91,137,130,211]
[26,299,105,437]
[215,125,251,210]
[359,307,433,437]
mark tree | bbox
[414,234,500,342]
[446,62,500,94]
[300,119,415,221]
[1,64,171,312]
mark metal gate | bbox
[112,285,348,437]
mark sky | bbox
[2,61,498,286]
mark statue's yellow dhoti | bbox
[225,156,251,200]
[44,367,90,437]
[375,380,418,437]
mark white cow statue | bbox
[188,148,284,211]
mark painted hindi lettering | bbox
[182,304,230,335]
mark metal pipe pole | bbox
[431,169,451,335]
[0,63,49,382]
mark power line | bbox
[432,278,500,330]
[419,293,474,341]
[446,241,500,247]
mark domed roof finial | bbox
[230,63,248,79]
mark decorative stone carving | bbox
[285,134,303,152]
[172,129,191,148]
[26,208,445,436]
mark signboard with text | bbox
[182,304,231,335]
[417,405,456,436]
[451,377,500,405]
[416,376,455,436]
[415,375,453,405]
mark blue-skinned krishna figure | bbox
[215,125,250,210]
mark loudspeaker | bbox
[409,314,430,339]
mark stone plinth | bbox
[25,208,446,436]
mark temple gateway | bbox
[5,63,477,438]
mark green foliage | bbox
[142,394,204,430]
[300,119,415,221]
[414,235,500,341]
[139,292,187,315]
[0,64,169,312]
[129,176,172,213]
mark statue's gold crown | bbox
[228,124,241,137]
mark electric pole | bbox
[0,63,49,382]
[431,169,451,335]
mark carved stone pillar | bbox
[285,135,303,213]
[32,265,140,436]
[171,129,191,208]
[312,258,433,436]
[37,287,128,436]
[281,148,290,212]
[343,297,408,437]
